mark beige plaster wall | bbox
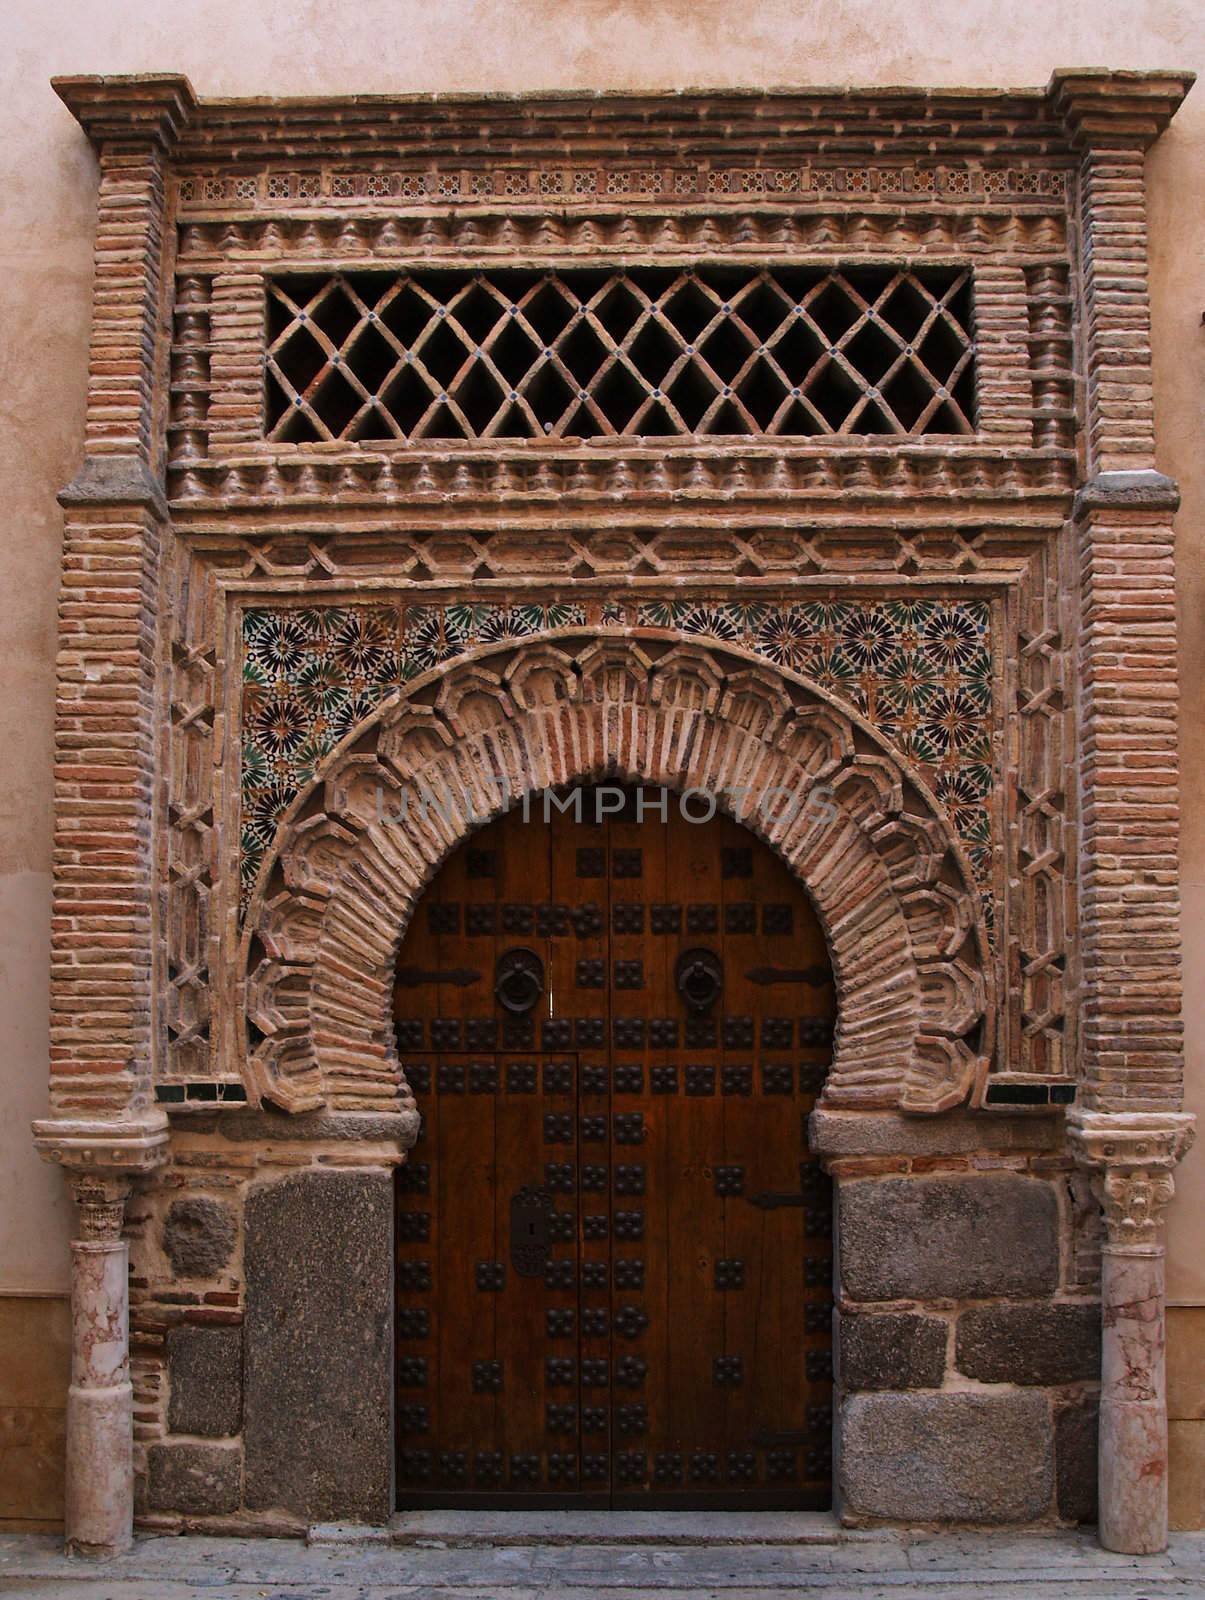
[0,0,1201,1520]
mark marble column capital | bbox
[1066,1110,1195,1247]
[67,1174,133,1243]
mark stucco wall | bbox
[1,0,1201,1524]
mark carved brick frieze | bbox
[166,448,1078,515]
[238,633,993,1117]
[161,518,1067,1104]
[174,208,1068,271]
[237,595,995,904]
[177,162,1071,214]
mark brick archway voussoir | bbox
[246,633,990,1117]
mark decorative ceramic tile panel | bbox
[240,601,585,902]
[240,598,993,911]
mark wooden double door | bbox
[393,788,835,1507]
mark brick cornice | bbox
[53,74,1076,167]
[53,72,197,153]
[49,70,1193,165]
[179,84,1065,164]
[1048,68,1195,150]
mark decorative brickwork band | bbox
[53,76,196,458]
[243,633,992,1118]
[39,76,194,1557]
[1057,102,1191,1547]
[1071,480,1184,1112]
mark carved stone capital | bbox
[68,1173,133,1242]
[33,1111,170,1181]
[1074,469,1181,517]
[1067,1110,1196,1247]
[58,455,168,519]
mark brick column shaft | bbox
[36,74,195,1558]
[47,77,194,1118]
[1050,71,1192,1112]
[1052,69,1195,1559]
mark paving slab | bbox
[2,1529,1205,1598]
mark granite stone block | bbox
[956,1301,1100,1386]
[146,1442,240,1516]
[243,1169,392,1524]
[840,1390,1054,1523]
[167,1325,243,1438]
[838,1175,1060,1302]
[162,1197,236,1280]
[838,1310,949,1390]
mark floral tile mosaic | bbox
[240,597,994,915]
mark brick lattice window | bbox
[265,266,976,442]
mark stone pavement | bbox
[3,1517,1205,1599]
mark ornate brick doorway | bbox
[35,70,1197,1558]
[392,789,835,1507]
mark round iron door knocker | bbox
[495,947,545,1014]
[675,947,723,1014]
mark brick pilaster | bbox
[1049,70,1193,1111]
[47,77,195,1118]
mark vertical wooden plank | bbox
[717,808,759,1493]
[492,804,556,1497]
[562,785,611,1501]
[393,818,447,1500]
[660,801,727,1499]
[435,1054,498,1497]
[456,811,505,1496]
[719,809,807,1501]
[548,790,593,1497]
[394,1051,437,1498]
[434,829,497,1496]
[607,785,664,1497]
[795,860,838,1504]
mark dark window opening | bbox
[265,265,977,443]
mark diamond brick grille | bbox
[265,266,976,442]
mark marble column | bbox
[1068,1110,1195,1554]
[34,1111,169,1557]
[65,1175,134,1557]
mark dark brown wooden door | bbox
[393,788,834,1508]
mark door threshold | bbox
[311,1509,845,1548]
[312,1509,846,1547]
